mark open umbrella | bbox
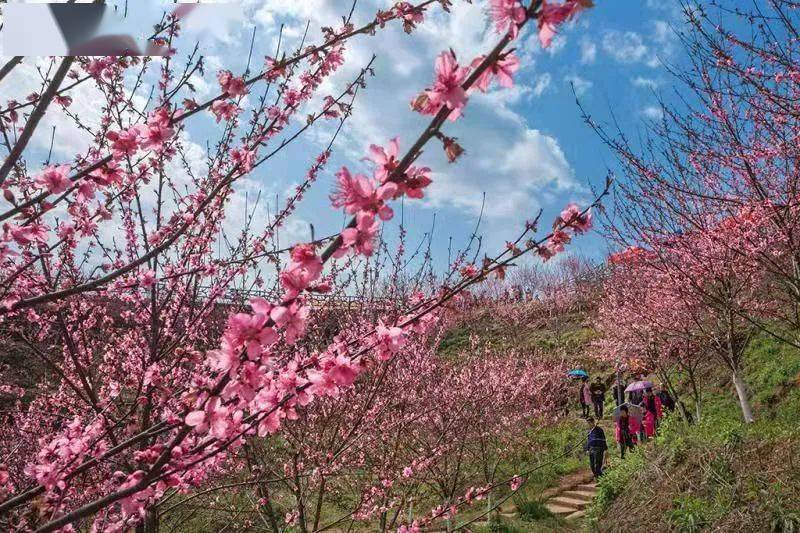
[567,369,588,378]
[612,403,643,422]
[624,380,654,393]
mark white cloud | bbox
[580,38,597,64]
[632,76,659,90]
[601,30,650,64]
[600,20,678,69]
[564,74,593,97]
[642,105,663,120]
[546,35,568,56]
[532,73,552,97]
[425,129,579,220]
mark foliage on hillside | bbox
[438,306,596,360]
[589,334,800,532]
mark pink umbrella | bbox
[624,380,654,393]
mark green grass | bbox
[516,500,553,521]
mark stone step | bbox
[545,503,577,516]
[565,509,587,521]
[540,487,561,499]
[550,496,588,509]
[499,512,518,519]
[499,504,518,513]
[561,489,596,501]
[577,482,598,491]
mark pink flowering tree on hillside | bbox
[595,214,770,423]
[213,327,565,533]
[586,1,800,347]
[0,1,600,531]
[596,247,709,422]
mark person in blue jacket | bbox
[585,417,608,479]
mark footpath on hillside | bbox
[497,418,614,524]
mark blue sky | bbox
[3,0,693,274]
[235,0,688,267]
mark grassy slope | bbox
[589,333,800,532]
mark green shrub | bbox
[588,449,645,518]
[667,495,710,532]
[771,506,800,533]
[517,500,553,522]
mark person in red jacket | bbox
[615,405,639,459]
[640,387,663,439]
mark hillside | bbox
[588,334,800,532]
[445,298,800,533]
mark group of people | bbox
[578,373,676,480]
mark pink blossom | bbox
[137,109,174,151]
[139,270,156,287]
[55,94,73,107]
[327,354,361,387]
[76,180,96,203]
[322,96,341,119]
[6,222,48,246]
[366,138,401,182]
[185,396,230,438]
[398,522,421,533]
[395,2,424,33]
[280,244,324,299]
[280,247,323,300]
[538,1,591,49]
[211,100,240,122]
[264,57,286,81]
[471,52,520,92]
[225,308,278,359]
[489,0,526,38]
[375,322,407,360]
[403,166,433,199]
[402,466,413,478]
[330,167,394,220]
[217,69,248,97]
[558,202,592,233]
[270,301,310,344]
[510,475,522,491]
[91,161,124,187]
[425,51,470,121]
[35,165,71,194]
[338,212,380,257]
[107,127,140,160]
[231,147,256,173]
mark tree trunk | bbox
[732,370,754,423]
[135,509,159,533]
[656,367,689,424]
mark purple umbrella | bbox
[624,380,654,393]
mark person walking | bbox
[579,376,591,418]
[585,417,608,480]
[658,388,676,412]
[641,387,663,439]
[614,405,638,459]
[590,376,607,419]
